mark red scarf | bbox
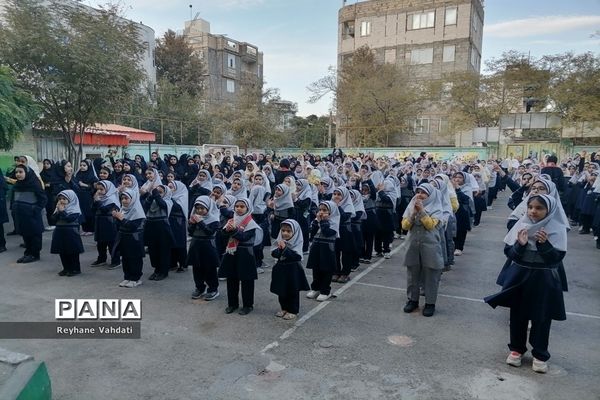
[225,213,254,255]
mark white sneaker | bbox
[257,267,265,274]
[383,252,391,259]
[119,280,130,287]
[125,280,143,288]
[306,290,319,299]
[532,358,548,373]
[454,249,463,256]
[393,233,400,239]
[506,351,522,367]
[487,206,493,210]
[45,226,56,231]
[316,293,331,302]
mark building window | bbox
[227,54,236,69]
[413,118,430,134]
[445,7,457,26]
[443,45,455,62]
[407,11,435,30]
[342,21,355,39]
[226,79,235,93]
[410,48,434,64]
[360,21,371,37]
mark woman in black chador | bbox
[143,184,174,281]
[12,165,47,263]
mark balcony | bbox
[223,66,237,79]
[240,43,258,63]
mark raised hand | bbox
[517,229,529,246]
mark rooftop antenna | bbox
[189,4,192,21]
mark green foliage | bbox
[0,0,146,162]
[289,115,331,148]
[155,30,205,97]
[0,66,37,150]
[336,46,425,146]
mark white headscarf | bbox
[249,184,267,214]
[96,180,119,208]
[227,177,248,200]
[319,200,340,237]
[170,181,189,219]
[509,178,569,231]
[274,184,294,210]
[333,186,355,217]
[193,195,220,226]
[150,184,173,215]
[120,189,146,221]
[122,173,139,191]
[430,179,452,222]
[402,183,443,221]
[504,194,568,252]
[57,190,81,215]
[190,169,213,191]
[141,168,161,193]
[296,178,312,201]
[379,179,398,209]
[273,219,304,260]
[349,189,366,220]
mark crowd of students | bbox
[1,148,598,372]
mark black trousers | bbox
[226,279,254,308]
[0,223,5,248]
[487,187,499,206]
[122,256,143,281]
[454,229,468,251]
[579,213,593,232]
[148,245,170,275]
[374,230,392,253]
[23,234,42,258]
[279,293,300,314]
[193,263,219,293]
[97,241,120,264]
[509,307,552,361]
[335,248,353,275]
[59,253,81,273]
[170,247,187,269]
[362,229,374,260]
[311,269,332,295]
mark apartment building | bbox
[183,17,264,104]
[337,0,485,146]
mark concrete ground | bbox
[0,193,599,400]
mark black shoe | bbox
[153,273,167,281]
[422,304,435,317]
[66,271,81,277]
[362,259,371,264]
[579,230,590,235]
[148,273,157,281]
[225,306,238,314]
[176,267,185,273]
[238,306,253,315]
[20,255,39,264]
[204,291,219,301]
[403,301,419,313]
[16,256,26,263]
[596,239,600,250]
[191,289,205,299]
[169,266,178,271]
[90,260,107,267]
[0,247,6,253]
[7,231,17,236]
[58,270,68,276]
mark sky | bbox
[81,0,600,117]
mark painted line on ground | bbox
[260,245,403,354]
[354,281,600,320]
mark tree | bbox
[289,115,330,148]
[0,66,37,150]
[0,0,146,163]
[335,46,425,146]
[155,30,205,97]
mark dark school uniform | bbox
[578,183,597,233]
[50,211,84,274]
[453,188,472,251]
[349,210,364,269]
[114,218,145,282]
[485,241,567,362]
[187,220,220,294]
[334,207,354,277]
[143,191,174,277]
[374,192,394,254]
[216,207,233,258]
[361,195,378,261]
[169,201,188,271]
[13,177,47,260]
[0,170,8,250]
[294,197,311,252]
[93,201,120,265]
[306,219,337,295]
[218,228,258,309]
[271,206,295,240]
[270,246,310,314]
